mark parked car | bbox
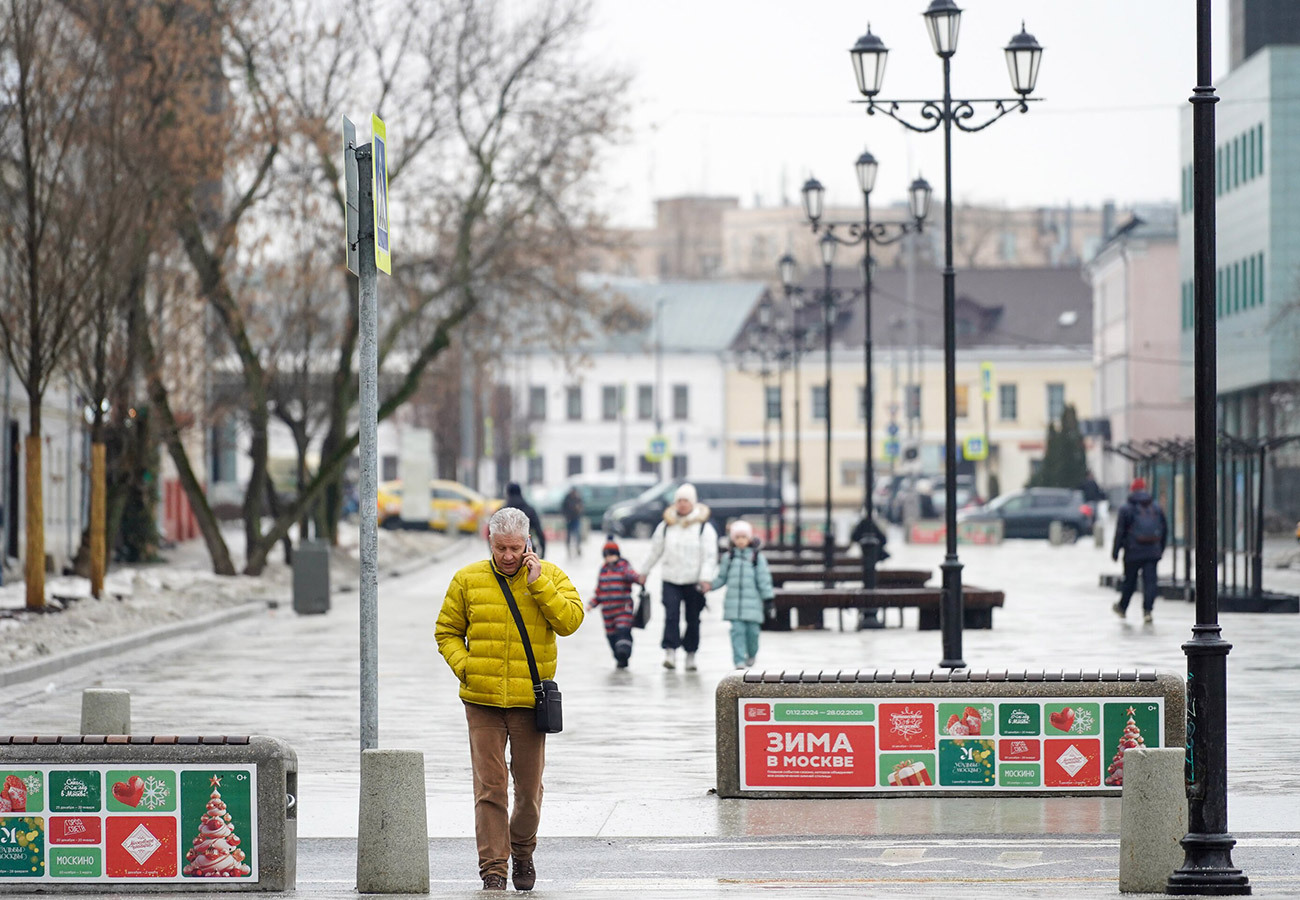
[531,473,659,528]
[377,479,503,533]
[958,487,1095,541]
[602,477,781,539]
[885,473,980,523]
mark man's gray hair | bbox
[488,506,531,540]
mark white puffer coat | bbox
[640,503,719,586]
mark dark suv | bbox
[958,488,1095,541]
[601,478,781,539]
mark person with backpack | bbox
[1111,477,1167,624]
[713,520,774,669]
[639,483,718,672]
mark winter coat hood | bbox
[1127,490,1153,506]
[663,503,712,527]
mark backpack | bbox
[1131,504,1162,545]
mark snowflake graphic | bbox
[22,773,42,797]
[978,706,994,727]
[1070,708,1095,734]
[139,776,170,810]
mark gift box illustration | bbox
[886,759,933,787]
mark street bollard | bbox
[1118,747,1186,892]
[80,688,130,735]
[1094,519,1105,548]
[357,748,429,893]
[1048,521,1065,545]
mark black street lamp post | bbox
[801,162,931,587]
[778,254,813,554]
[1166,0,1250,893]
[848,0,1042,669]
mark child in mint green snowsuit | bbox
[713,520,774,668]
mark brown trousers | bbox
[463,701,546,879]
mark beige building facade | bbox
[724,348,1094,511]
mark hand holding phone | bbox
[523,537,541,584]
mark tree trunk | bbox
[24,434,44,610]
[90,442,106,597]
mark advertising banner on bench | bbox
[0,765,257,883]
[738,697,1162,792]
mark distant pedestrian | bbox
[590,538,642,668]
[713,520,774,669]
[1078,469,1108,524]
[435,506,584,891]
[502,481,546,558]
[1111,477,1167,625]
[914,479,938,520]
[640,483,718,672]
[562,487,585,557]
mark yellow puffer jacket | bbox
[435,558,584,708]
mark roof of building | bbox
[583,279,767,354]
[745,265,1093,353]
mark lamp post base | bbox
[938,556,965,669]
[1165,832,1250,895]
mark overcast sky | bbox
[583,0,1231,228]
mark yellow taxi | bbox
[377,479,503,533]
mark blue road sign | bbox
[887,422,900,437]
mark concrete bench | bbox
[0,735,296,891]
[716,669,1184,798]
[771,585,1004,631]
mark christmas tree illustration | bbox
[1103,706,1147,786]
[183,776,250,877]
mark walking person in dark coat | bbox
[1111,477,1167,624]
[502,482,546,558]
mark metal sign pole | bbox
[354,141,380,753]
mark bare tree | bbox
[0,0,104,608]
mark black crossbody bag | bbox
[493,571,563,734]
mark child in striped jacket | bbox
[590,538,644,668]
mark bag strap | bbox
[493,570,543,693]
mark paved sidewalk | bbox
[0,529,1295,896]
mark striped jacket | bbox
[593,558,639,634]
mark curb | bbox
[0,599,270,689]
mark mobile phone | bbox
[525,538,534,555]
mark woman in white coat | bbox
[640,483,718,671]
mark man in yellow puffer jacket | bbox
[436,506,584,892]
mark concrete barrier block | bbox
[80,688,130,735]
[1119,747,1186,893]
[357,748,429,894]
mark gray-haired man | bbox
[436,506,584,891]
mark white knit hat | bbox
[674,483,698,504]
[729,519,753,539]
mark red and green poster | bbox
[737,696,1163,794]
[0,766,257,884]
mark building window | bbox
[1047,383,1065,423]
[1258,123,1264,174]
[857,386,868,422]
[566,454,582,476]
[601,385,622,421]
[382,454,399,481]
[527,386,546,421]
[840,460,865,488]
[598,454,615,471]
[638,455,657,474]
[905,385,921,421]
[672,384,689,420]
[637,384,654,421]
[527,456,544,485]
[811,386,827,421]
[565,386,582,421]
[955,384,970,419]
[765,385,781,421]
[671,454,688,478]
[999,384,1018,421]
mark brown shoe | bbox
[482,873,507,891]
[512,856,536,891]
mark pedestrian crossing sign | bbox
[963,436,988,461]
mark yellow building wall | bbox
[725,353,1094,509]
